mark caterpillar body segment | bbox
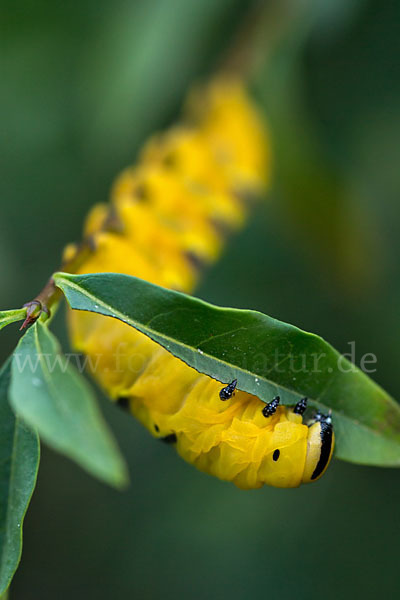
[67,76,334,489]
[126,376,332,489]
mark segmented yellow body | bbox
[67,77,334,489]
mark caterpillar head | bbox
[261,397,335,487]
[302,410,334,483]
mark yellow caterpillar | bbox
[65,76,334,489]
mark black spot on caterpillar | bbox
[117,397,130,411]
[161,433,178,445]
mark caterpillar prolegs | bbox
[66,77,334,489]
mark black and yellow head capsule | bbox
[302,411,334,483]
[219,379,238,401]
[262,395,280,417]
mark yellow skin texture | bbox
[67,77,333,489]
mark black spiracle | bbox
[272,449,280,462]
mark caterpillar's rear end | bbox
[66,77,334,489]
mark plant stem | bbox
[20,240,95,330]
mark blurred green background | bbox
[2,0,400,598]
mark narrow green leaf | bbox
[0,310,26,332]
[54,271,400,467]
[0,359,39,595]
[9,322,128,488]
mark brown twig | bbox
[19,239,96,330]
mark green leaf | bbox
[54,271,400,467]
[0,358,39,595]
[9,322,128,488]
[0,310,27,332]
